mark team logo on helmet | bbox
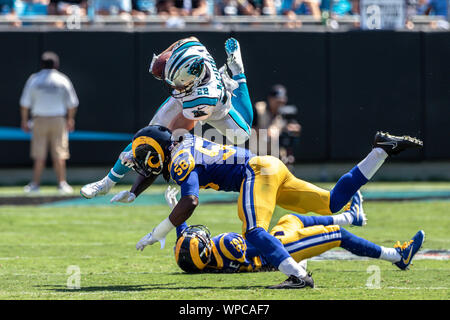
[174,225,212,273]
[131,125,173,178]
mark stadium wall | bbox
[0,30,449,168]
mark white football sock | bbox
[357,148,388,180]
[278,257,307,278]
[379,246,401,263]
[332,212,354,226]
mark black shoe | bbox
[373,131,423,156]
[267,274,314,289]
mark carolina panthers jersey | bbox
[169,134,254,197]
[171,40,231,122]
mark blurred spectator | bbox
[175,0,208,16]
[417,0,448,17]
[259,0,280,15]
[320,0,352,16]
[14,0,49,16]
[156,0,178,15]
[93,0,132,15]
[156,0,209,16]
[0,0,22,26]
[132,0,156,16]
[216,0,258,16]
[252,84,302,169]
[281,0,322,19]
[48,0,87,15]
[0,0,15,13]
[20,51,79,194]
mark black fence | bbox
[0,30,449,166]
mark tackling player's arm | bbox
[135,151,200,250]
[168,170,200,226]
[130,174,158,197]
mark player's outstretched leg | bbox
[290,191,367,227]
[274,214,425,271]
[328,132,423,213]
[373,131,423,156]
[225,38,253,128]
[276,131,422,217]
[340,228,425,270]
[80,143,133,199]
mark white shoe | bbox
[225,38,244,76]
[346,191,367,227]
[80,177,115,199]
[24,182,39,194]
[58,181,74,195]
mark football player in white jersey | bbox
[81,36,254,199]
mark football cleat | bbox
[80,177,115,199]
[267,273,314,289]
[224,38,244,76]
[394,230,425,270]
[373,131,423,156]
[346,191,367,227]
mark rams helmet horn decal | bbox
[131,125,173,178]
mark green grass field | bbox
[0,182,449,300]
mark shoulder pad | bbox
[170,149,195,183]
[219,233,247,263]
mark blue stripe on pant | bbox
[284,230,342,256]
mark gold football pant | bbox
[238,156,332,234]
[270,214,341,262]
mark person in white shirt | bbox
[20,51,79,194]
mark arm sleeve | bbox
[180,169,200,198]
[176,222,189,238]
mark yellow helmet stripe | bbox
[189,237,206,270]
[132,136,165,164]
[210,242,223,269]
[174,236,185,264]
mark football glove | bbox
[119,150,135,169]
[136,229,166,251]
[164,186,179,210]
[110,190,136,203]
[136,218,175,251]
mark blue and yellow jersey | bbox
[206,232,268,273]
[169,134,254,197]
[175,222,268,273]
